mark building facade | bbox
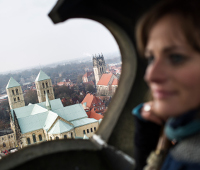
[93,54,106,85]
[6,71,100,149]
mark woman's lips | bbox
[152,89,176,99]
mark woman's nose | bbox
[144,60,167,84]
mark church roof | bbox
[35,70,50,82]
[112,78,118,85]
[97,73,113,86]
[11,98,95,134]
[83,71,93,78]
[18,112,49,134]
[55,104,88,121]
[48,119,73,134]
[70,118,97,128]
[6,77,20,89]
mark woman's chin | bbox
[153,101,183,119]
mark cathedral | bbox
[93,54,118,96]
[7,70,100,148]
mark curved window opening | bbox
[16,89,19,95]
[32,134,36,143]
[64,135,67,139]
[0,0,122,148]
[56,136,59,140]
[71,133,73,138]
[3,142,6,147]
[27,138,31,145]
[12,90,15,95]
[39,135,42,141]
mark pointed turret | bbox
[35,70,55,103]
[46,91,51,110]
[35,70,50,82]
[6,77,20,89]
[6,77,25,109]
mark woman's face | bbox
[145,15,200,118]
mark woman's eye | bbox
[169,54,186,65]
[146,56,154,64]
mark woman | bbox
[133,0,200,169]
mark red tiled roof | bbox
[83,71,93,78]
[87,108,104,120]
[81,93,103,108]
[97,73,112,86]
[112,78,118,85]
[57,82,65,86]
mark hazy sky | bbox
[0,0,120,73]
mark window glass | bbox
[27,138,31,145]
[39,134,42,141]
[32,134,36,143]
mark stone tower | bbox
[6,77,25,109]
[93,54,106,85]
[35,70,55,103]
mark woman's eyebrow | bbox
[144,45,184,56]
[162,45,184,53]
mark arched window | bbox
[18,97,20,101]
[12,90,15,95]
[3,143,6,147]
[64,135,67,139]
[46,82,48,88]
[27,138,31,145]
[39,135,42,141]
[50,137,52,140]
[32,133,36,143]
[47,90,49,94]
[44,90,45,94]
[94,127,96,131]
[16,89,19,95]
[14,98,16,102]
[56,136,59,140]
[71,132,73,138]
[42,83,45,88]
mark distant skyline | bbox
[0,0,120,74]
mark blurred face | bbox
[144,15,200,118]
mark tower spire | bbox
[46,91,51,110]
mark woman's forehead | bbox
[146,15,188,52]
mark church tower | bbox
[93,54,106,85]
[6,77,25,109]
[35,70,55,103]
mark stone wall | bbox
[75,122,99,138]
[0,133,15,152]
[21,129,46,147]
[35,79,54,103]
[6,86,25,109]
[48,129,75,140]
